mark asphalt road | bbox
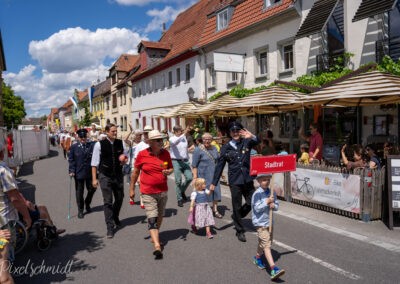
[11,147,400,283]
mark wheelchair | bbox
[14,218,59,254]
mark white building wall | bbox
[131,56,202,130]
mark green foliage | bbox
[1,83,26,129]
[79,104,92,127]
[208,84,268,101]
[377,56,400,76]
[40,115,47,121]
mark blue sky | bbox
[0,0,195,117]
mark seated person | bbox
[20,199,65,235]
[341,144,367,170]
[298,143,310,165]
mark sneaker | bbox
[252,256,266,269]
[177,200,184,207]
[236,231,246,242]
[270,266,285,280]
[113,218,121,229]
[206,232,213,239]
[78,211,84,219]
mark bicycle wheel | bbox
[14,220,28,255]
[301,184,314,200]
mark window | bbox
[120,91,123,106]
[258,51,268,76]
[153,77,157,91]
[227,72,238,84]
[112,94,117,108]
[207,65,216,87]
[123,93,126,105]
[185,63,190,82]
[176,68,181,86]
[161,74,166,89]
[168,71,173,87]
[120,117,124,131]
[106,98,110,110]
[265,0,281,8]
[282,44,293,71]
[217,9,229,31]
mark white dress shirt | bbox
[169,134,189,160]
[91,138,129,167]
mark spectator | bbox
[210,121,260,242]
[365,144,381,170]
[298,143,310,165]
[341,144,367,170]
[260,130,275,156]
[169,125,193,207]
[89,123,99,142]
[299,123,323,162]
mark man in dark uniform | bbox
[68,129,96,219]
[210,121,260,242]
[91,124,126,238]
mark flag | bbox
[88,86,95,112]
[69,96,78,114]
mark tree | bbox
[2,82,26,129]
[78,101,92,127]
[40,115,47,121]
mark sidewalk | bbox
[219,183,400,253]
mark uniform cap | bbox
[228,121,244,132]
[77,129,88,138]
[256,173,273,180]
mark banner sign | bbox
[213,52,245,73]
[291,168,361,213]
[250,154,297,175]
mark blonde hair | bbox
[194,178,206,191]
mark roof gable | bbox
[111,54,139,72]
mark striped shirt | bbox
[0,161,19,226]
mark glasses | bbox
[203,138,212,141]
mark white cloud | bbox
[114,0,188,7]
[4,27,148,116]
[29,27,142,73]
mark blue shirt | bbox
[251,186,279,227]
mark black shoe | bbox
[177,200,183,207]
[113,218,121,229]
[236,232,246,242]
[153,249,163,260]
[182,192,188,201]
[78,212,84,219]
[107,229,114,239]
[85,205,92,213]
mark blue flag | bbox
[88,86,95,112]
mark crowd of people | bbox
[1,119,393,282]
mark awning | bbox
[303,71,400,106]
[295,0,340,39]
[353,0,398,22]
[181,86,308,117]
[154,102,203,118]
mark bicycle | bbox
[293,174,314,200]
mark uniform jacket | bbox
[68,141,95,180]
[212,136,260,186]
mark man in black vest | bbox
[91,124,125,238]
[210,121,260,242]
[68,129,96,219]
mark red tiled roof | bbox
[77,90,88,102]
[61,100,72,109]
[139,41,171,50]
[112,54,140,72]
[199,0,295,47]
[129,0,220,81]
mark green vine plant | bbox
[377,55,400,76]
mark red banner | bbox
[250,154,297,175]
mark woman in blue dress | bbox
[191,132,223,218]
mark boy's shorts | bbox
[257,227,273,249]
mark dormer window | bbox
[265,0,281,8]
[217,7,234,31]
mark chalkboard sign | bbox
[386,156,400,229]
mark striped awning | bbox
[182,86,308,117]
[155,102,203,118]
[353,0,398,22]
[303,71,400,106]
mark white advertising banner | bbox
[213,52,244,73]
[290,168,361,213]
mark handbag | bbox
[187,205,196,225]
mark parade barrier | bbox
[0,128,49,166]
[275,163,385,222]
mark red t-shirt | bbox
[309,132,323,160]
[134,148,173,195]
[6,136,13,157]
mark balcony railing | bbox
[376,36,400,63]
[316,50,345,73]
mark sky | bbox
[0,0,196,117]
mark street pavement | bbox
[11,146,400,283]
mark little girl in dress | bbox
[188,178,215,239]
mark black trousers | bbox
[230,182,255,233]
[98,173,124,230]
[74,178,96,212]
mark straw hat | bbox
[143,125,153,132]
[148,130,165,140]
